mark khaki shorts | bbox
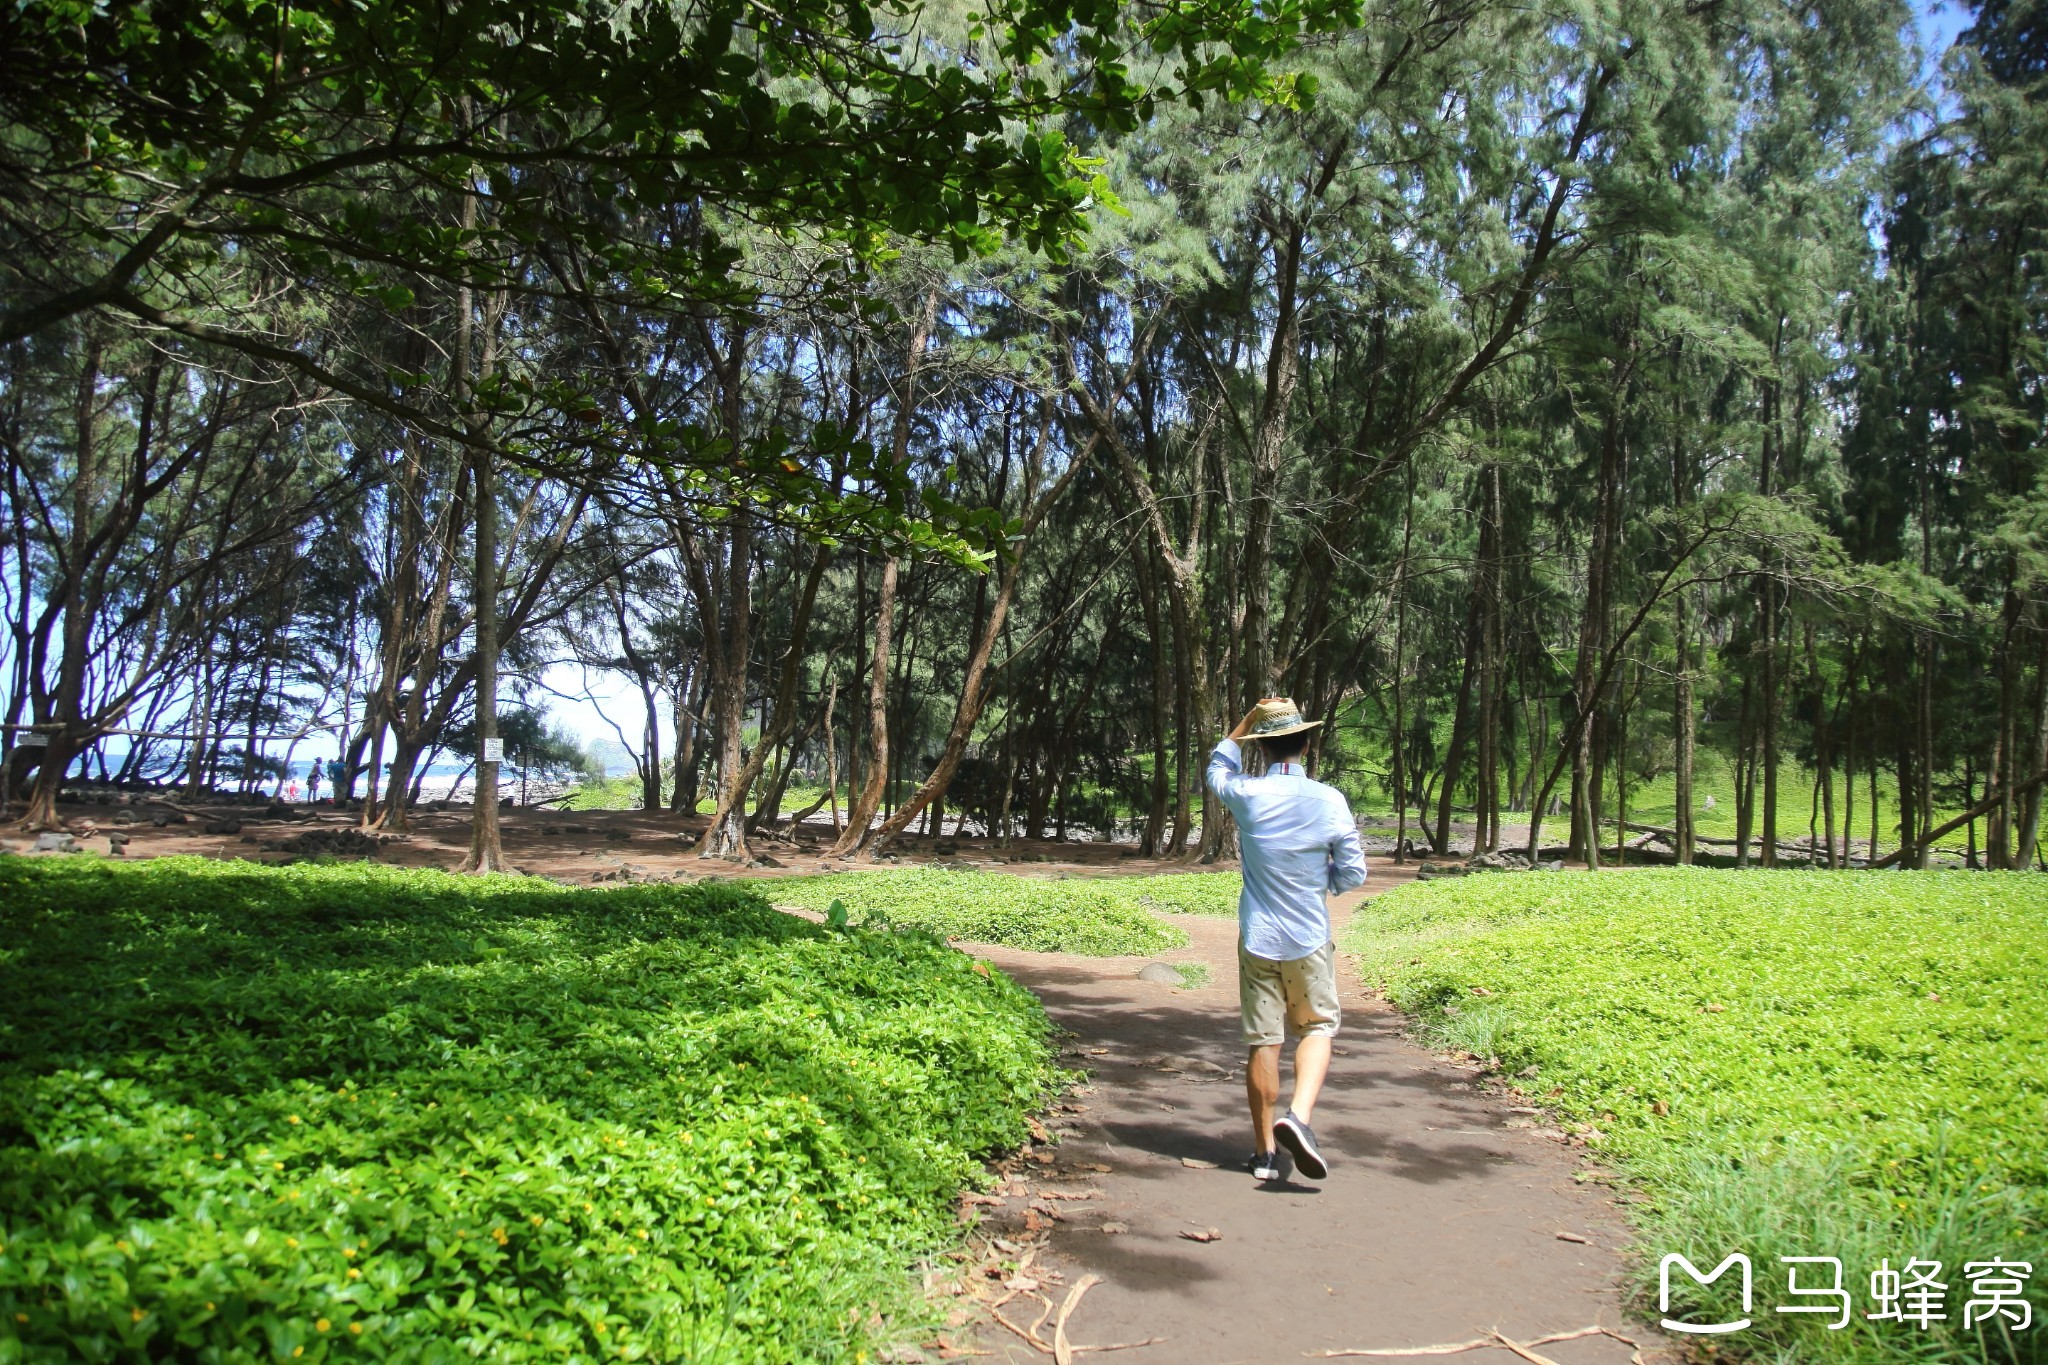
[1238,941,1341,1047]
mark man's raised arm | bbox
[1207,702,1276,811]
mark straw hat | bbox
[1246,697,1322,739]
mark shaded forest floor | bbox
[0,796,1240,881]
[7,790,1986,875]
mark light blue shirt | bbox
[1206,738,1368,961]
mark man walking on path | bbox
[1208,697,1368,1183]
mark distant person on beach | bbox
[1208,697,1368,1182]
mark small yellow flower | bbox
[205,1303,215,1311]
[346,1268,361,1280]
[342,1247,356,1258]
[287,1116,301,1125]
[595,1323,608,1335]
[13,1312,26,1323]
[293,1348,304,1358]
[286,1238,299,1249]
[213,1152,224,1160]
[637,1229,649,1241]
[316,1318,331,1333]
[116,1240,131,1253]
[491,1228,508,1246]
[274,1162,284,1171]
[529,1215,543,1226]
[349,1323,363,1335]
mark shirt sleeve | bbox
[1206,738,1251,819]
[1326,804,1368,895]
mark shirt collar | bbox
[1271,761,1303,776]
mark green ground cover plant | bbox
[769,868,1206,954]
[1347,869,2047,1365]
[1124,872,1242,918]
[0,856,1059,1364]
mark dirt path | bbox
[956,861,1665,1365]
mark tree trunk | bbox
[695,513,755,858]
[700,533,827,854]
[1989,584,2023,867]
[2013,630,2048,865]
[1760,581,1781,868]
[865,554,1023,856]
[1134,530,1170,856]
[461,438,507,872]
[830,291,937,854]
[1474,462,1503,852]
[456,173,509,875]
[824,677,842,835]
[1734,670,1756,868]
[671,660,704,813]
[1435,594,1483,857]
[1240,217,1308,697]
[1914,631,1935,868]
[1673,587,1696,864]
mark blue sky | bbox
[1915,0,1970,75]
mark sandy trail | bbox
[958,862,1666,1365]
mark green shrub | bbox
[769,868,1190,955]
[1348,869,2048,1365]
[0,856,1058,1364]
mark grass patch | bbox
[0,856,1058,1363]
[557,772,652,810]
[1170,961,1213,991]
[770,868,1190,955]
[1124,871,1242,918]
[1347,869,2047,1365]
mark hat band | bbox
[1253,713,1305,734]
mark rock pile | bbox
[259,828,388,859]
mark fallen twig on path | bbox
[989,1304,1055,1354]
[1310,1324,1639,1360]
[1051,1274,1102,1365]
[1485,1329,1567,1365]
[1071,1340,1166,1355]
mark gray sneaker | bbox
[1246,1150,1281,1181]
[1273,1111,1328,1180]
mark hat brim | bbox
[1251,719,1322,739]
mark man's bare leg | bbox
[1246,1043,1281,1151]
[1289,1034,1332,1123]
